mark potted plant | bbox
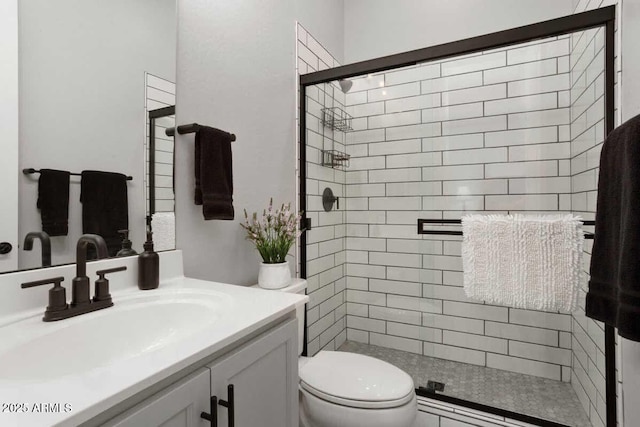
[241,199,300,289]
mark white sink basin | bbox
[0,288,230,381]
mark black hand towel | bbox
[36,169,71,236]
[587,113,640,341]
[80,170,129,257]
[194,126,234,220]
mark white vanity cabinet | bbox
[105,369,210,427]
[103,318,298,427]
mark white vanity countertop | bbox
[0,275,308,427]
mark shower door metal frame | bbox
[299,6,616,427]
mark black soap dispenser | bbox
[116,229,138,257]
[138,230,159,290]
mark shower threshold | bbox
[338,341,592,427]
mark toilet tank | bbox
[252,279,307,355]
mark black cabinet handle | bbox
[218,384,234,427]
[0,242,12,255]
[200,395,218,426]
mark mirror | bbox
[146,104,176,252]
[4,0,177,273]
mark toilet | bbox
[255,279,417,427]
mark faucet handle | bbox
[96,266,127,276]
[21,277,68,314]
[21,276,64,289]
[94,266,127,303]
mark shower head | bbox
[338,79,353,93]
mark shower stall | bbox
[300,7,615,427]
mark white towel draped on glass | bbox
[461,214,584,312]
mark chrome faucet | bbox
[23,231,52,267]
[71,234,109,307]
[20,234,125,322]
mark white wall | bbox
[620,0,640,423]
[344,0,573,63]
[297,0,345,63]
[18,0,176,268]
[0,0,19,273]
[176,0,298,284]
[175,0,344,284]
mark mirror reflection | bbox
[146,103,176,252]
[7,0,177,273]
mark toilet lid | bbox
[299,351,414,409]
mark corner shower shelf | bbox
[321,107,353,132]
[321,149,350,169]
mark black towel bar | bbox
[165,123,236,141]
[417,218,595,240]
[23,168,133,181]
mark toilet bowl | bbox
[299,351,417,427]
[255,279,417,427]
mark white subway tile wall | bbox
[144,73,176,214]
[298,23,347,355]
[337,35,578,383]
[569,1,618,425]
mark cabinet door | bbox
[105,368,210,427]
[208,318,298,427]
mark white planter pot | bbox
[258,261,291,289]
